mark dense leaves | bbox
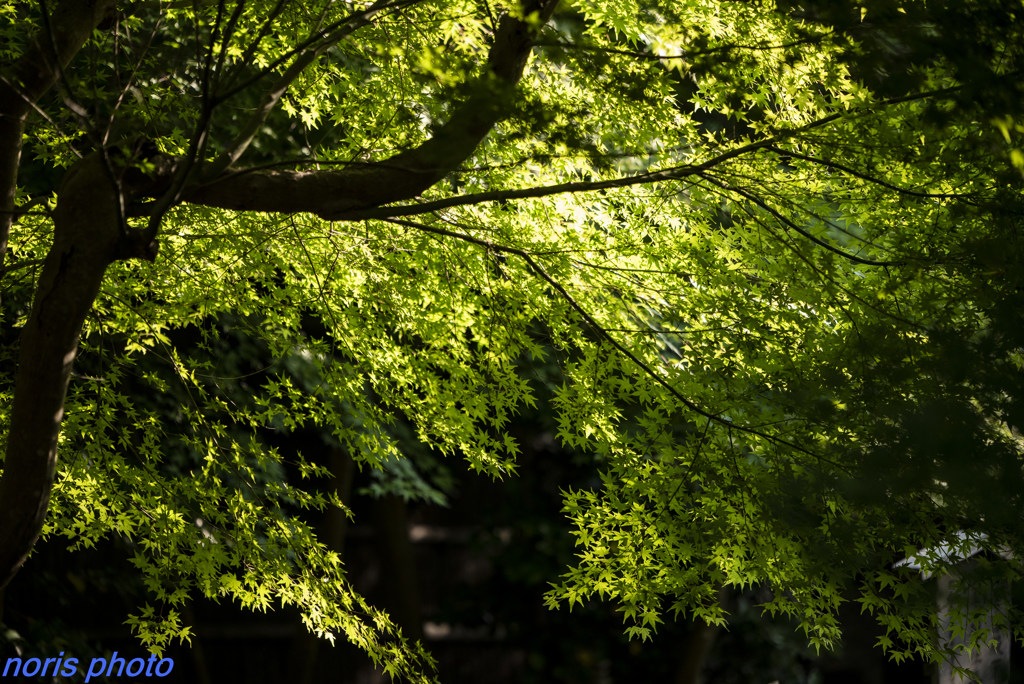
[1,0,1022,681]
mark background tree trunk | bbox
[372,493,424,643]
[292,448,356,684]
[674,586,732,684]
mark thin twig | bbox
[697,172,904,267]
[379,215,835,464]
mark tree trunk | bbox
[292,448,356,684]
[674,586,732,684]
[372,494,423,642]
[0,155,121,588]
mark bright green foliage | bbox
[2,0,1023,681]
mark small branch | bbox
[697,172,904,267]
[0,0,118,286]
[204,0,398,180]
[215,0,426,104]
[535,32,833,61]
[0,75,84,159]
[213,0,248,83]
[141,104,215,245]
[219,0,290,91]
[380,216,827,462]
[3,258,46,274]
[2,195,53,219]
[766,145,982,202]
[105,12,165,146]
[200,0,229,101]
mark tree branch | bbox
[696,172,905,267]
[766,145,982,202]
[162,94,878,220]
[203,0,407,181]
[379,216,835,466]
[174,0,563,216]
[0,0,118,287]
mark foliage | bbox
[1,0,1023,681]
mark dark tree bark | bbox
[372,494,423,642]
[292,448,356,684]
[0,153,123,588]
[674,619,721,684]
[674,586,732,684]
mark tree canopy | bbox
[1,0,1022,681]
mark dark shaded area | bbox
[0,328,936,682]
[778,0,1024,118]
